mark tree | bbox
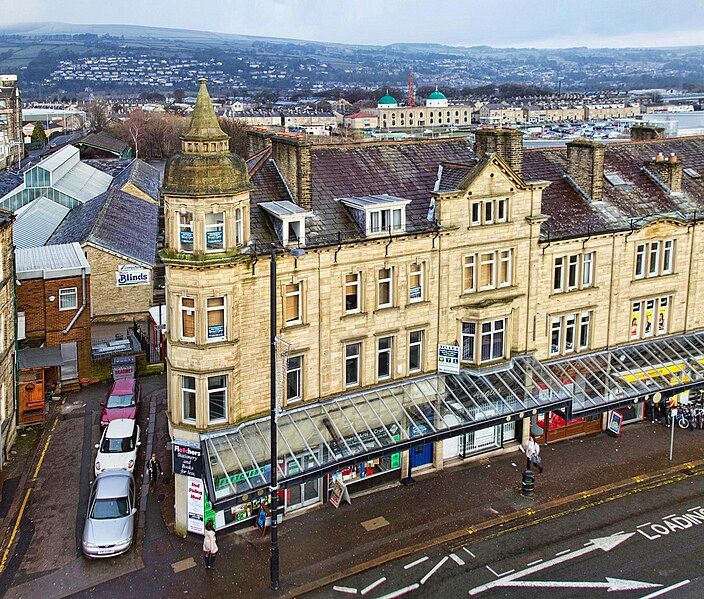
[86,98,110,131]
[110,110,187,159]
[173,89,186,103]
[218,117,249,158]
[31,121,48,146]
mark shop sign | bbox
[438,344,460,374]
[187,476,205,534]
[607,410,624,437]
[216,465,270,491]
[206,229,224,245]
[173,440,202,478]
[179,230,193,245]
[329,476,351,509]
[116,264,150,287]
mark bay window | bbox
[178,212,193,252]
[461,322,476,362]
[206,297,226,341]
[181,375,196,423]
[481,319,505,362]
[205,212,225,251]
[180,296,196,341]
[207,375,227,423]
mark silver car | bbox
[82,471,136,558]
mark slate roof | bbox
[48,160,159,266]
[522,136,704,239]
[76,131,130,156]
[436,161,479,192]
[110,159,160,201]
[0,171,22,199]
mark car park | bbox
[82,471,136,558]
[100,377,141,427]
[95,419,141,477]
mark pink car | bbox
[100,378,141,428]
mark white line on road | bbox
[662,514,676,520]
[638,579,691,598]
[333,585,358,594]
[462,547,475,558]
[485,565,515,577]
[421,556,448,585]
[450,553,465,566]
[495,578,661,592]
[375,583,420,599]
[637,522,652,528]
[403,556,428,570]
[526,559,543,566]
[554,549,571,556]
[686,506,701,512]
[360,577,386,595]
[468,532,635,595]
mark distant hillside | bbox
[1,22,703,99]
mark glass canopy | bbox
[201,331,704,508]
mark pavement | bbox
[73,413,704,598]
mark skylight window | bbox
[684,167,701,179]
[605,172,627,186]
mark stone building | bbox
[378,89,475,130]
[163,79,704,536]
[0,210,17,458]
[0,75,24,169]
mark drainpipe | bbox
[63,266,87,334]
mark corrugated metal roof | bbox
[13,197,70,248]
[53,161,113,203]
[16,242,91,280]
[38,145,80,173]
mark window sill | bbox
[549,286,597,298]
[373,305,399,315]
[283,321,309,332]
[341,311,367,320]
[406,299,430,308]
[631,273,676,284]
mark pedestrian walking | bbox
[147,453,163,494]
[203,520,218,569]
[523,436,544,473]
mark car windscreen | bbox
[106,393,136,408]
[101,435,135,453]
[91,497,130,519]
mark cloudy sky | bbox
[4,0,704,48]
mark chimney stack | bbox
[270,134,313,210]
[646,152,682,194]
[474,128,523,175]
[566,138,604,202]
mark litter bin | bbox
[521,469,535,496]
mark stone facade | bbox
[0,75,23,169]
[0,214,16,456]
[379,104,475,129]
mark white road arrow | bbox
[468,532,636,595]
[497,577,662,592]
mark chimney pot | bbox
[668,153,677,163]
[656,152,665,162]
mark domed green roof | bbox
[428,88,446,100]
[378,93,397,105]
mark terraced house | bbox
[163,80,704,536]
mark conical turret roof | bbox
[183,78,229,142]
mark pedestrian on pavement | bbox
[523,436,544,473]
[203,520,218,569]
[147,453,163,494]
[256,503,271,537]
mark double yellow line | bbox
[0,417,58,573]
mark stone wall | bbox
[0,220,16,452]
[270,135,312,209]
[566,138,604,201]
[474,128,523,174]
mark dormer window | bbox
[260,201,312,247]
[337,194,411,237]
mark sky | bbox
[4,0,704,48]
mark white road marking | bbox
[637,522,652,528]
[638,579,691,598]
[526,559,543,567]
[495,578,661,592]
[375,583,420,599]
[333,585,358,594]
[462,547,475,558]
[450,553,465,566]
[686,505,701,512]
[468,532,636,595]
[403,556,428,570]
[360,577,386,595]
[485,565,515,577]
[554,549,571,556]
[420,556,448,585]
[662,514,676,520]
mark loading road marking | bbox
[485,565,514,578]
[468,532,635,595]
[554,549,571,556]
[639,579,690,598]
[403,556,428,569]
[420,556,448,585]
[375,583,419,599]
[333,585,358,594]
[449,553,465,566]
[526,559,543,567]
[461,547,475,558]
[495,578,661,592]
[360,577,386,595]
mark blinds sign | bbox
[438,344,460,374]
[116,264,150,287]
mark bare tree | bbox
[86,98,111,132]
[218,117,250,158]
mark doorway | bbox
[285,453,321,512]
[60,342,78,380]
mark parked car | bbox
[82,471,136,558]
[95,419,141,477]
[100,378,141,427]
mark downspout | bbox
[605,233,617,350]
[683,211,696,333]
[63,266,87,334]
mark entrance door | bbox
[285,454,321,512]
[411,442,434,468]
[60,342,78,381]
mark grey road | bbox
[314,472,704,598]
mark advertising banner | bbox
[116,264,151,287]
[438,344,460,374]
[173,440,202,478]
[187,477,205,534]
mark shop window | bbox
[207,374,227,423]
[235,208,244,246]
[480,319,505,362]
[178,212,193,252]
[181,375,196,423]
[377,336,393,381]
[345,342,361,388]
[205,212,225,251]
[286,355,303,403]
[344,273,361,314]
[378,267,393,308]
[59,287,78,311]
[553,251,595,293]
[180,296,196,341]
[630,296,670,340]
[461,322,476,362]
[635,240,675,279]
[408,262,424,303]
[206,297,226,341]
[284,282,302,325]
[408,330,424,373]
